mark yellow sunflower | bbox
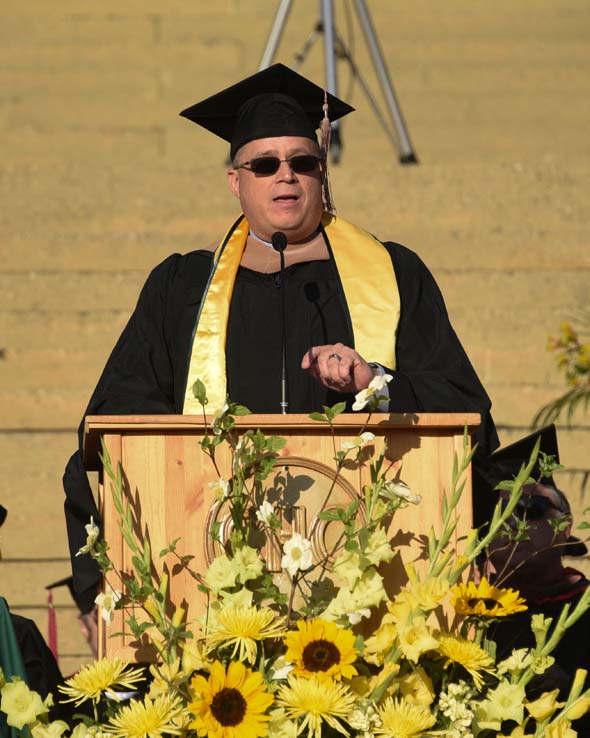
[375,696,436,738]
[283,618,358,681]
[58,658,144,706]
[205,606,286,663]
[451,577,527,618]
[188,660,273,738]
[436,633,495,690]
[276,675,356,738]
[106,694,185,738]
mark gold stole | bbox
[183,213,400,413]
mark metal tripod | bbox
[258,0,418,164]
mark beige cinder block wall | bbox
[1,1,588,674]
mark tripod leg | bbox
[321,0,342,162]
[334,31,400,152]
[258,0,294,69]
[354,0,418,163]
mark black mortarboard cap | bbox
[473,425,558,528]
[180,63,354,160]
[482,424,559,492]
[46,575,89,613]
[0,504,6,527]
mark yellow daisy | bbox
[436,633,495,690]
[451,577,527,618]
[58,658,144,706]
[205,606,286,663]
[106,694,185,738]
[276,675,356,738]
[375,697,436,738]
[188,660,273,738]
[283,618,358,681]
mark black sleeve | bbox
[63,255,181,611]
[383,242,499,457]
[11,613,63,699]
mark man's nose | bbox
[277,160,297,180]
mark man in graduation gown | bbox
[64,64,499,614]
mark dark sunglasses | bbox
[501,493,564,521]
[235,154,322,176]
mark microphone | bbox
[271,232,288,414]
[271,231,287,252]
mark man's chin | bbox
[267,221,313,242]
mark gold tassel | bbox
[319,90,336,213]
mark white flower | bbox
[208,477,230,501]
[438,681,475,736]
[352,373,393,411]
[281,533,313,578]
[381,480,421,505]
[75,516,100,556]
[271,656,295,681]
[348,700,381,734]
[94,588,121,624]
[256,500,275,524]
[346,608,371,625]
[341,431,376,451]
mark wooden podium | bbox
[84,412,480,660]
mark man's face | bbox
[227,136,324,243]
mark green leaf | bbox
[159,537,181,558]
[266,436,287,452]
[538,451,564,479]
[345,500,361,517]
[233,404,251,416]
[325,402,347,421]
[192,379,208,405]
[131,555,145,573]
[317,510,342,522]
[210,521,222,542]
[309,412,328,423]
[494,480,516,492]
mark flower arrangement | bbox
[2,376,590,738]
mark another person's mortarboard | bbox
[180,63,354,160]
[46,575,87,613]
[484,424,560,490]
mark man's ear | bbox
[227,168,240,199]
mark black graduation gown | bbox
[64,241,498,611]
[10,614,63,692]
